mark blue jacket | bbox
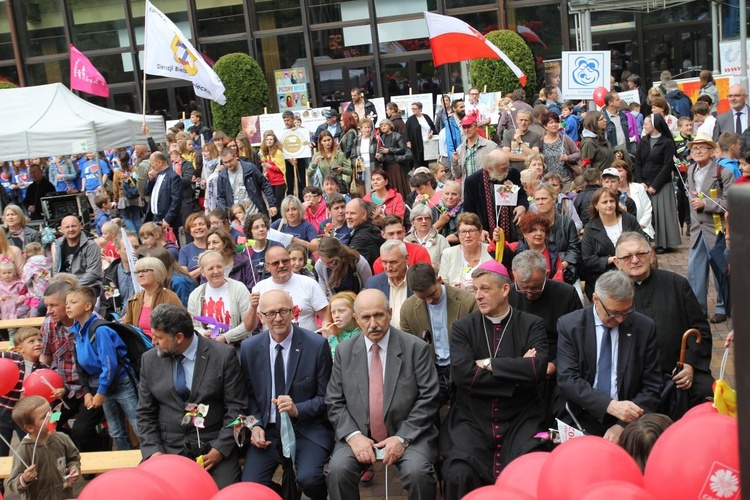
[94,210,111,236]
[604,110,634,153]
[717,157,742,180]
[216,160,276,216]
[562,113,582,142]
[72,314,129,396]
[666,89,693,119]
[48,158,79,192]
[170,273,196,307]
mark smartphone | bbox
[374,448,385,461]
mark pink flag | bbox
[69,44,109,98]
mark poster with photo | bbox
[479,92,504,125]
[390,93,434,121]
[544,59,563,100]
[240,116,262,145]
[275,68,309,111]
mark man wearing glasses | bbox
[713,84,749,141]
[464,87,490,128]
[239,289,333,498]
[556,270,662,442]
[614,232,713,412]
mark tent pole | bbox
[142,71,148,123]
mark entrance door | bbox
[381,56,441,101]
[314,61,374,110]
[643,26,711,82]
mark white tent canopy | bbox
[0,83,166,162]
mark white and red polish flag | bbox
[423,12,527,87]
[70,44,110,98]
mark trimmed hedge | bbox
[0,81,17,90]
[470,30,537,99]
[211,53,270,137]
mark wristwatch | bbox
[482,358,492,370]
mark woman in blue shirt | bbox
[271,195,318,251]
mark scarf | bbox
[8,227,23,241]
[482,169,510,237]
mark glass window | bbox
[0,0,14,61]
[374,0,436,17]
[253,0,301,31]
[506,4,563,61]
[376,25,429,53]
[22,0,67,57]
[84,52,135,84]
[195,0,245,38]
[316,64,373,105]
[201,38,250,64]
[590,10,635,31]
[452,10,500,36]
[643,3,710,26]
[446,0,493,8]
[131,0,191,46]
[254,32,306,111]
[309,0,368,25]
[27,59,69,86]
[311,27,372,59]
[68,0,128,51]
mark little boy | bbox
[66,286,138,452]
[93,194,112,236]
[560,102,582,142]
[717,132,743,179]
[4,396,81,500]
[0,328,47,459]
[81,152,110,214]
[322,175,351,204]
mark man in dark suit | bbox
[556,270,663,443]
[136,304,249,488]
[400,263,477,412]
[239,289,333,499]
[145,151,183,230]
[363,240,412,328]
[713,84,750,141]
[326,289,440,500]
[216,148,277,218]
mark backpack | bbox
[89,318,153,381]
[122,175,140,200]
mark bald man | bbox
[714,84,750,141]
[53,215,102,293]
[239,289,334,498]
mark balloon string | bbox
[0,433,29,468]
[31,411,51,466]
[40,376,70,409]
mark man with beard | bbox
[345,198,385,269]
[345,87,378,124]
[440,260,548,499]
[136,304,249,488]
[614,232,713,409]
[463,149,527,242]
[443,99,466,169]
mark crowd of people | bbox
[0,81,744,499]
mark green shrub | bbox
[0,81,17,90]
[470,30,537,100]
[211,53,270,136]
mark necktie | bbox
[369,344,387,442]
[274,344,285,399]
[174,354,190,402]
[596,327,612,398]
[737,111,743,134]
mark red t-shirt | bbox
[372,241,432,274]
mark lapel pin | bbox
[626,333,632,337]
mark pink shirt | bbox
[306,203,328,234]
[138,305,152,337]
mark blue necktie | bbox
[174,354,190,402]
[596,327,612,397]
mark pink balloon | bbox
[682,401,717,420]
[496,451,550,497]
[645,414,739,500]
[537,436,643,500]
[22,368,63,402]
[138,453,218,499]
[211,482,281,500]
[580,480,656,500]
[0,357,19,397]
[463,485,535,500]
[79,469,180,499]
[593,86,608,107]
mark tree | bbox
[0,81,17,90]
[470,30,537,100]
[211,53,270,136]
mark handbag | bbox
[552,256,565,282]
[163,226,177,244]
[122,176,140,200]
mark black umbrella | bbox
[658,329,702,421]
[708,231,731,316]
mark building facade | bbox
[0,0,712,120]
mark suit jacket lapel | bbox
[353,336,369,412]
[285,328,303,393]
[383,331,402,416]
[258,333,271,406]
[617,319,635,395]
[190,336,210,400]
[584,308,597,379]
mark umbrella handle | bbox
[678,328,702,367]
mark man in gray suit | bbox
[326,289,440,500]
[136,304,249,488]
[713,84,750,141]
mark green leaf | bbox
[470,30,537,101]
[211,53,271,137]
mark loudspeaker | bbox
[41,193,90,226]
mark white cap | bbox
[601,167,621,179]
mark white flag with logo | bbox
[143,0,226,104]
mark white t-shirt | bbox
[417,115,431,140]
[604,219,623,246]
[203,282,232,327]
[253,273,329,332]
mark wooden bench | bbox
[0,317,44,330]
[0,450,142,479]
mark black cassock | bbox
[440,308,548,500]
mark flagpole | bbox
[142,70,147,124]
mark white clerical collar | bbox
[485,306,511,324]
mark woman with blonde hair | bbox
[2,204,39,250]
[0,226,24,275]
[123,257,182,337]
[259,130,286,213]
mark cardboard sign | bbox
[279,127,312,159]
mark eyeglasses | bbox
[267,258,291,267]
[469,92,479,96]
[692,145,713,152]
[598,300,635,320]
[728,94,747,98]
[514,279,546,295]
[259,308,292,319]
[135,269,154,276]
[413,216,431,222]
[458,229,479,236]
[616,250,651,262]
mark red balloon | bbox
[0,358,19,397]
[79,469,180,499]
[211,482,281,500]
[463,485,535,500]
[644,414,739,500]
[682,401,717,419]
[537,436,643,500]
[580,480,656,500]
[22,369,63,402]
[593,86,608,107]
[496,451,550,497]
[139,453,218,499]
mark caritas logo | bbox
[699,462,740,499]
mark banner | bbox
[143,0,226,104]
[70,44,110,98]
[120,228,143,294]
[561,51,611,100]
[278,128,312,159]
[274,68,309,111]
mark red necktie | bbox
[369,344,387,442]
